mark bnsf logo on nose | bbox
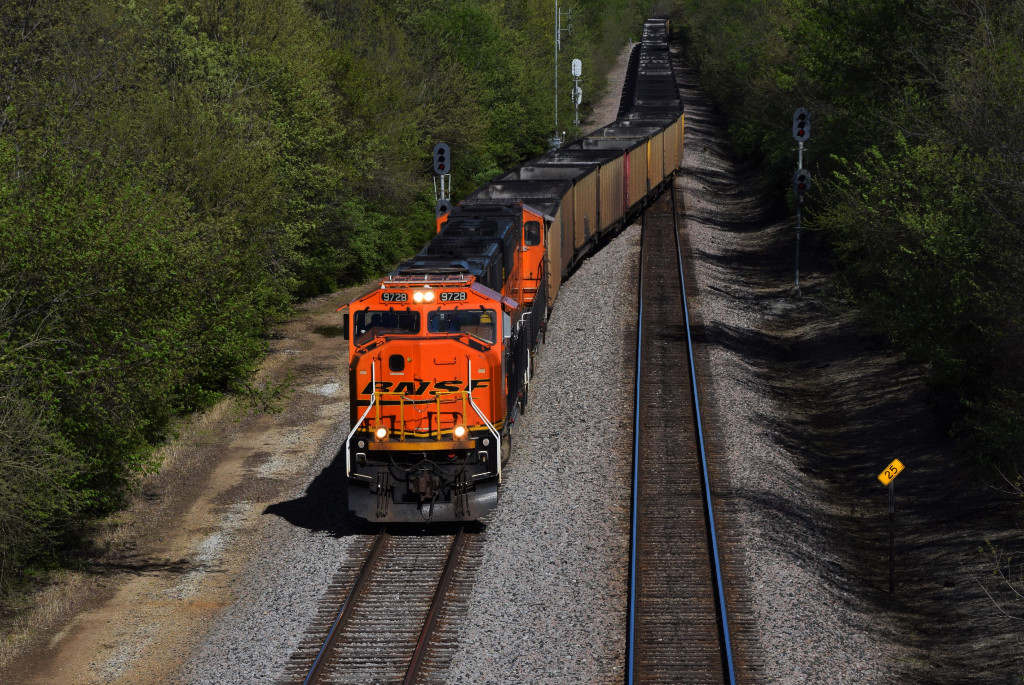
[361,379,490,395]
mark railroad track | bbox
[282,525,473,685]
[626,184,742,684]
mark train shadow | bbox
[262,449,368,537]
[673,36,1023,679]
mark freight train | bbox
[338,17,683,522]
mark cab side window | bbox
[524,220,541,247]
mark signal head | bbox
[432,142,451,175]
[792,107,811,142]
[793,168,812,201]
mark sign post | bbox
[792,168,810,296]
[791,108,811,297]
[877,458,905,593]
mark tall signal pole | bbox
[552,0,572,148]
[791,108,811,296]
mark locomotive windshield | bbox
[353,310,420,345]
[427,309,497,344]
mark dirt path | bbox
[0,285,369,684]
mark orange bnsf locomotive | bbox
[340,17,683,522]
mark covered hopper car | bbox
[339,17,683,522]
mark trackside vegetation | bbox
[673,1,1024,479]
[0,0,656,592]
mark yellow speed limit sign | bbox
[878,459,905,486]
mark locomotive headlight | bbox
[412,289,436,304]
[453,425,467,439]
[375,426,389,440]
[357,439,366,449]
[482,437,491,447]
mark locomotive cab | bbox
[344,274,517,522]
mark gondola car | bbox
[339,17,683,522]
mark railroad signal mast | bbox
[552,0,573,149]
[433,142,452,217]
[791,107,812,296]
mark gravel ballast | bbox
[674,70,896,681]
[173,229,643,685]
[438,225,641,683]
[174,416,361,684]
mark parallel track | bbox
[626,184,737,684]
[283,526,469,685]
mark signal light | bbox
[793,168,811,202]
[433,142,450,175]
[792,107,811,142]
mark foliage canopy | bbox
[674,0,1024,468]
[0,0,655,590]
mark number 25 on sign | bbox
[878,459,905,486]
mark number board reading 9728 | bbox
[440,291,467,302]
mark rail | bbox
[302,530,388,685]
[626,185,737,684]
[297,526,468,685]
[672,186,736,685]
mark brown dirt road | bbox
[0,285,369,684]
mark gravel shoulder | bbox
[436,223,640,684]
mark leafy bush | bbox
[674,0,1024,470]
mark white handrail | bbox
[345,362,377,478]
[521,312,531,383]
[466,358,502,482]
